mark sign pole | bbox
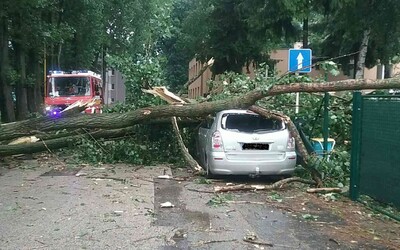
[323,72,329,158]
[295,72,300,114]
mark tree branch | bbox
[214,177,316,192]
[171,116,204,173]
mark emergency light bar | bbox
[49,70,64,75]
[48,70,101,78]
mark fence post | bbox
[350,91,362,201]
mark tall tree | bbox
[0,14,16,122]
[161,0,196,91]
[311,0,400,78]
[180,0,299,74]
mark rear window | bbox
[221,113,284,133]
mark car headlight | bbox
[45,106,51,111]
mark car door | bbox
[197,116,215,166]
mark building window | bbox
[111,68,115,76]
[111,83,115,90]
[111,97,115,102]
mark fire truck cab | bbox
[45,70,103,115]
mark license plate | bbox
[242,143,269,150]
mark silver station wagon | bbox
[197,109,296,176]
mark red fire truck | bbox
[44,70,103,116]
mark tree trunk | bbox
[26,51,37,113]
[0,16,15,123]
[355,29,370,79]
[1,77,400,142]
[27,86,36,113]
[26,51,43,113]
[15,47,29,120]
[35,54,43,110]
[57,43,62,69]
[0,127,136,156]
[302,17,309,48]
[101,45,106,91]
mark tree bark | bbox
[355,29,370,79]
[0,127,135,156]
[1,77,400,142]
[0,16,16,123]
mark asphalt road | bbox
[0,160,382,249]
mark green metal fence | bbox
[350,92,400,211]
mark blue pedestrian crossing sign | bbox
[288,49,312,73]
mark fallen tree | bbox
[1,77,400,142]
[1,76,400,188]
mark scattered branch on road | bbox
[131,235,166,244]
[214,177,316,193]
[101,226,135,233]
[86,176,130,184]
[192,239,237,247]
[243,232,274,247]
[186,187,215,194]
[243,238,274,247]
[227,201,265,205]
[306,187,342,193]
[132,175,155,183]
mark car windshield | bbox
[48,77,91,97]
[221,113,284,133]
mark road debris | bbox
[307,187,342,193]
[160,202,174,208]
[302,213,319,220]
[329,238,340,245]
[157,175,171,179]
[214,177,316,192]
[75,172,87,177]
[243,231,273,247]
[192,239,237,247]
